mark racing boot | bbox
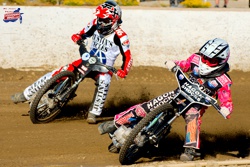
[98,120,117,135]
[11,92,27,104]
[108,143,120,154]
[86,112,97,124]
[180,148,201,161]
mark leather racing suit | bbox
[23,18,132,116]
[114,53,233,149]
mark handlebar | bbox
[172,65,227,119]
[77,43,123,79]
[105,65,118,74]
[77,39,87,46]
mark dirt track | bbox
[0,66,249,167]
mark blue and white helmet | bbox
[199,38,230,76]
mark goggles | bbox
[97,18,112,26]
[201,54,220,67]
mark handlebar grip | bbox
[172,66,178,73]
[77,39,87,46]
[212,102,221,111]
[106,66,117,74]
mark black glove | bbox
[79,44,88,57]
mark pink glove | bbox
[117,70,126,78]
[165,60,176,72]
[71,34,82,43]
[219,107,231,119]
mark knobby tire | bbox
[29,71,76,124]
[119,103,174,165]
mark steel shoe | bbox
[98,120,116,135]
[108,143,120,154]
[11,92,27,104]
[86,112,97,124]
[180,148,201,161]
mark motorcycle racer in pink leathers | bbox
[98,38,233,161]
[11,1,132,124]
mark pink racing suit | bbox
[114,53,233,149]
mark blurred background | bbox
[1,0,249,8]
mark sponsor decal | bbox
[92,33,113,52]
[216,74,231,85]
[205,96,211,103]
[193,66,199,76]
[122,39,129,46]
[116,112,134,125]
[181,82,204,102]
[186,117,197,143]
[191,54,200,65]
[90,48,107,64]
[178,74,184,80]
[81,53,90,61]
[188,76,211,94]
[125,58,133,72]
[3,7,24,24]
[78,65,88,75]
[92,81,109,111]
[135,106,146,117]
[88,57,97,64]
[208,80,218,88]
[116,28,125,37]
[176,98,186,105]
[196,78,204,85]
[146,92,174,111]
[186,107,198,115]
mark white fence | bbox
[1,6,250,71]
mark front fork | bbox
[140,112,173,146]
[55,76,81,102]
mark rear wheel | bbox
[119,103,174,165]
[29,71,76,124]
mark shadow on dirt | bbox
[199,131,250,158]
[57,102,249,162]
[53,93,249,163]
[56,90,151,121]
[134,132,249,164]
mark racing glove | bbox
[117,70,126,78]
[219,107,231,119]
[165,60,176,72]
[71,34,82,44]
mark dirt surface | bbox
[0,66,249,167]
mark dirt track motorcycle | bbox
[29,53,117,124]
[117,66,226,165]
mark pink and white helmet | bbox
[198,38,230,76]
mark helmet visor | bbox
[97,17,112,35]
[97,18,112,26]
[201,55,220,67]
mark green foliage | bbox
[181,0,211,8]
[63,0,106,6]
[83,0,105,6]
[40,0,57,5]
[63,0,139,6]
[7,0,26,5]
[117,0,139,6]
[1,0,139,6]
[63,0,84,6]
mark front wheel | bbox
[29,71,76,124]
[119,103,174,165]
